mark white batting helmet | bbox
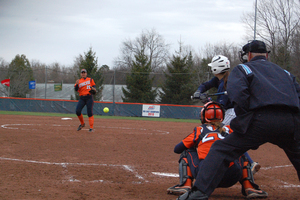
[208,55,230,75]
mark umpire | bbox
[177,40,300,200]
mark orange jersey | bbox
[75,77,96,96]
[182,124,232,160]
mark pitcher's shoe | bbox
[89,128,94,132]
[245,188,268,199]
[77,123,85,131]
[176,187,208,200]
[251,162,261,175]
[167,184,191,195]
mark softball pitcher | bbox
[74,69,96,132]
[167,102,267,199]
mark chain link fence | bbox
[1,70,202,103]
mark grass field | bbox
[0,110,200,123]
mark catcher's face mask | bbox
[200,101,225,124]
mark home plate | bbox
[152,172,179,177]
[61,118,72,120]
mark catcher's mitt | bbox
[89,89,97,95]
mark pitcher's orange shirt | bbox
[75,77,96,96]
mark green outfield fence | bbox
[0,97,203,120]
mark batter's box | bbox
[62,164,148,184]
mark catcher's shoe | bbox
[251,162,261,175]
[176,187,208,200]
[89,128,94,132]
[245,188,268,199]
[167,184,191,195]
[77,123,85,131]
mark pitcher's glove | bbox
[89,89,97,95]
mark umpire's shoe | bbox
[176,187,208,200]
[167,184,191,195]
[77,123,85,131]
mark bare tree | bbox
[47,62,64,83]
[0,58,9,80]
[31,60,47,83]
[242,0,300,69]
[291,28,300,78]
[114,28,170,71]
[61,66,77,83]
[0,58,9,96]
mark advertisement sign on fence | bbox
[142,105,160,117]
[29,81,36,89]
[54,82,62,91]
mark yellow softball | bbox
[103,107,109,113]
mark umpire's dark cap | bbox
[81,69,87,73]
[243,40,269,53]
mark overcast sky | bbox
[0,0,255,68]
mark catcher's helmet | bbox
[239,40,271,63]
[200,101,225,124]
[208,55,230,75]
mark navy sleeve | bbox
[174,141,187,154]
[91,78,96,88]
[197,77,219,93]
[74,84,79,91]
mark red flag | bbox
[1,79,10,87]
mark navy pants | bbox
[186,149,243,188]
[194,107,300,196]
[76,95,94,117]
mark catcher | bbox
[167,101,268,199]
[74,69,97,132]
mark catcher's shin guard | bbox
[241,159,260,196]
[178,151,193,187]
[241,159,268,198]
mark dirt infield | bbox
[0,114,299,200]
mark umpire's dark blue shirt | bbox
[227,56,300,116]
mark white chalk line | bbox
[152,172,179,177]
[153,164,300,188]
[1,158,298,187]
[260,164,300,187]
[0,157,147,183]
[123,165,149,183]
[1,123,169,134]
[261,164,292,170]
[262,175,300,188]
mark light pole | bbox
[254,0,258,40]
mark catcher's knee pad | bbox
[178,152,192,186]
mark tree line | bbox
[1,0,299,105]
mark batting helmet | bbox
[208,55,230,75]
[200,101,225,124]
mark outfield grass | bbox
[0,110,200,123]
